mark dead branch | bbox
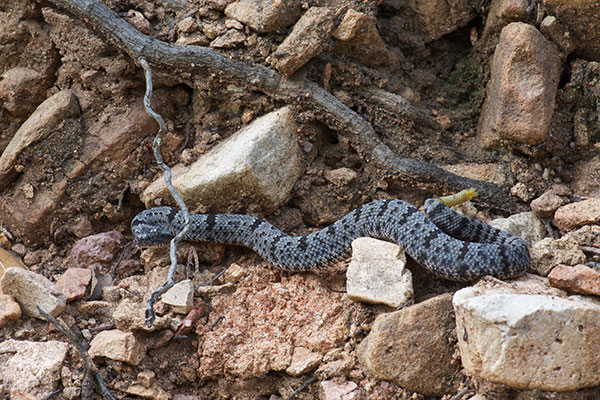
[46,0,516,209]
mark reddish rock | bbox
[548,264,600,296]
[554,198,600,231]
[0,67,47,118]
[0,294,21,327]
[320,380,361,400]
[55,268,92,302]
[89,329,147,365]
[69,231,125,270]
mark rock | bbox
[285,346,323,376]
[177,16,197,33]
[0,90,79,188]
[125,383,171,400]
[357,294,460,396]
[441,163,507,186]
[274,7,335,77]
[224,0,301,33]
[210,29,246,48]
[565,224,600,248]
[0,294,21,327]
[530,236,586,276]
[197,272,348,379]
[453,280,600,391]
[315,350,354,379]
[320,380,361,400]
[69,231,125,269]
[488,212,546,248]
[540,15,574,55]
[113,298,171,332]
[324,167,358,186]
[1,267,66,319]
[530,191,566,217]
[89,329,147,365]
[346,238,413,308]
[480,0,529,45]
[571,155,600,197]
[162,279,194,314]
[124,10,151,34]
[0,248,25,293]
[333,9,391,67]
[55,267,92,302]
[554,198,600,231]
[478,23,562,150]
[176,32,211,46]
[548,264,600,296]
[543,0,600,61]
[142,107,303,213]
[0,339,69,398]
[0,67,47,118]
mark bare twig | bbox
[287,375,318,400]
[46,0,516,210]
[139,58,191,327]
[36,305,117,400]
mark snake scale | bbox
[132,190,530,281]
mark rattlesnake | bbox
[131,189,530,281]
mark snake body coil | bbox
[132,198,530,281]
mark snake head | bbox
[131,207,179,247]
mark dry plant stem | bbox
[140,58,191,327]
[46,0,516,210]
[36,305,117,400]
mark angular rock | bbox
[0,67,47,118]
[481,0,529,45]
[224,0,301,33]
[0,90,79,188]
[1,267,66,319]
[69,231,125,269]
[0,294,21,327]
[357,294,460,396]
[543,0,600,60]
[478,23,561,150]
[324,167,358,186]
[210,29,246,49]
[346,238,412,308]
[162,279,194,314]
[454,282,600,391]
[89,329,147,365]
[0,339,69,399]
[0,248,26,294]
[540,15,574,55]
[320,380,361,400]
[333,9,391,67]
[530,191,566,217]
[285,346,323,376]
[55,267,92,302]
[142,107,303,213]
[488,211,546,248]
[548,264,600,296]
[274,7,335,77]
[530,236,586,276]
[442,162,508,186]
[554,198,600,231]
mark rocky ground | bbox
[1,0,600,399]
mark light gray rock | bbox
[224,0,301,33]
[530,236,586,276]
[454,281,600,391]
[489,211,546,247]
[478,23,561,151]
[0,267,66,319]
[89,329,147,365]
[320,380,361,400]
[357,293,460,396]
[142,106,303,213]
[162,279,194,314]
[346,238,412,308]
[0,339,69,398]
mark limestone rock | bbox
[554,198,600,231]
[0,294,21,327]
[454,282,600,391]
[274,7,335,77]
[89,329,147,365]
[488,211,546,248]
[530,191,566,217]
[543,0,600,60]
[285,346,323,376]
[530,236,586,276]
[0,89,79,188]
[478,23,561,150]
[333,9,391,67]
[346,238,413,308]
[142,107,303,213]
[357,294,460,396]
[162,279,194,314]
[548,264,600,296]
[224,0,301,33]
[55,268,92,302]
[0,339,69,399]
[1,267,66,319]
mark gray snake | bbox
[131,191,530,281]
